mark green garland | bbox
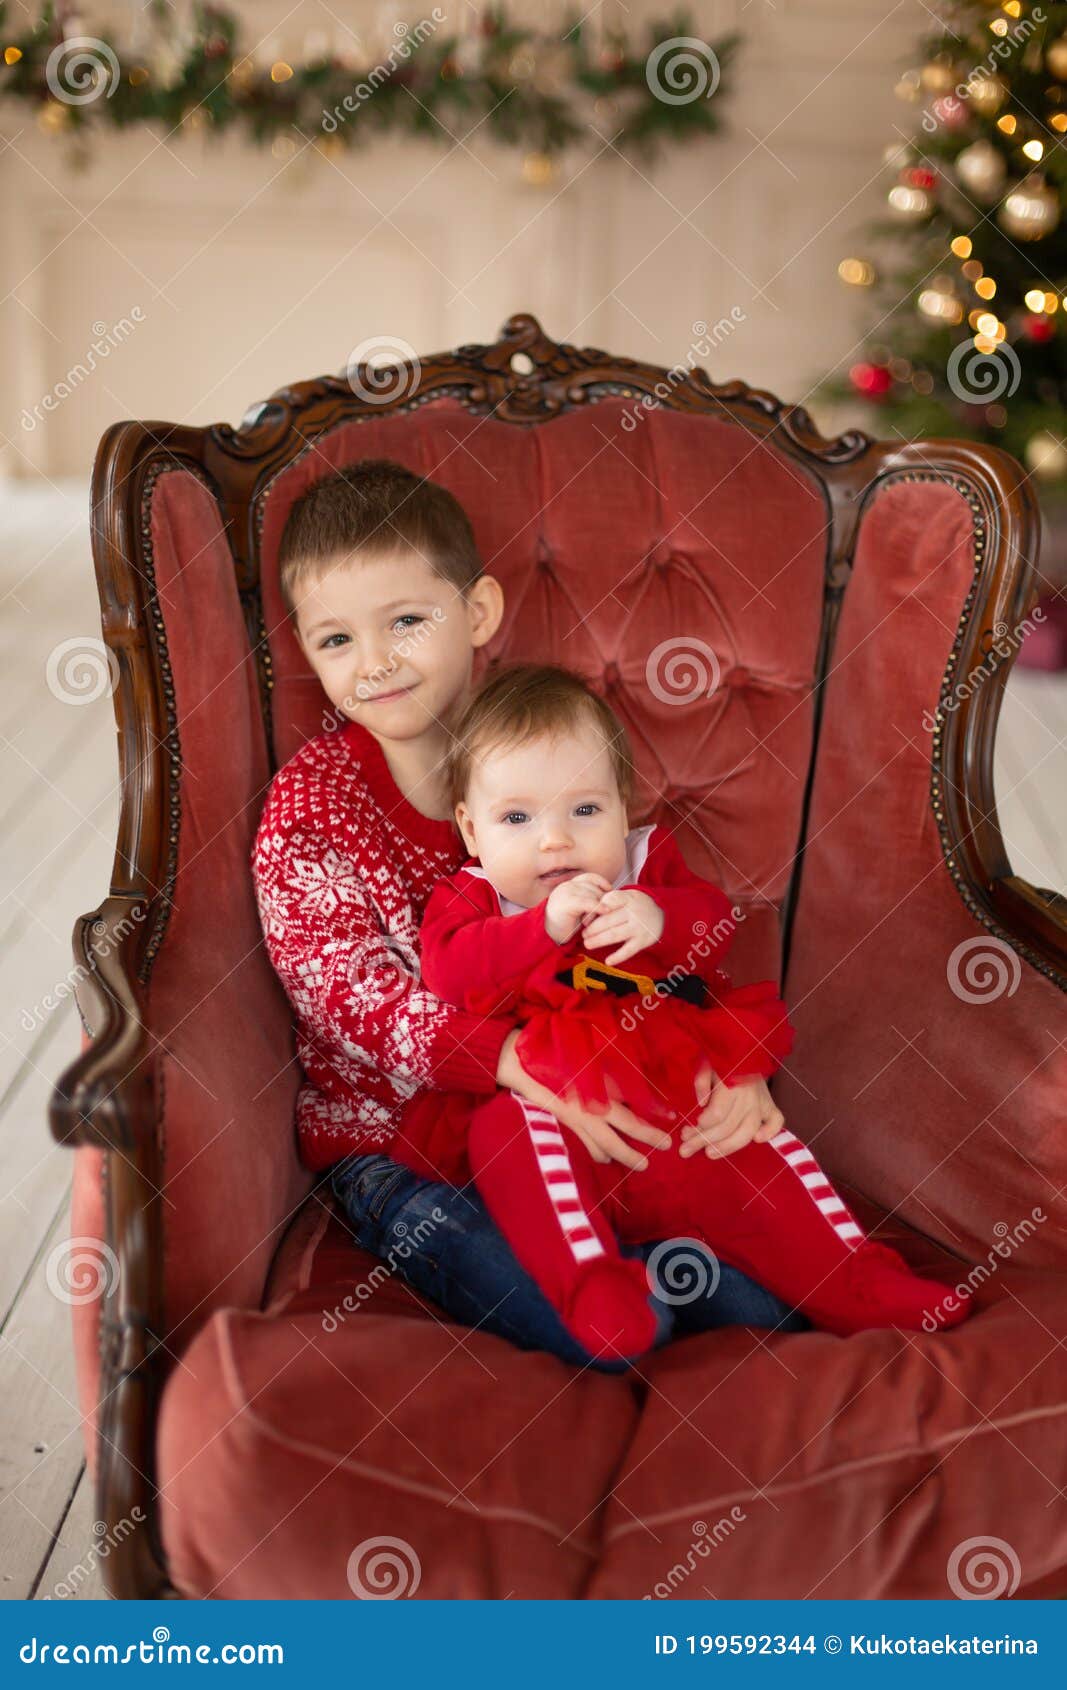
[0,2,738,165]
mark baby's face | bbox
[455,722,630,910]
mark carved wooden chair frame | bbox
[49,312,1067,1598]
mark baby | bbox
[414,661,970,1358]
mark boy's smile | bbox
[291,546,503,812]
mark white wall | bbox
[0,1,918,479]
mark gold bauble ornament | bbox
[998,175,1060,241]
[888,182,934,221]
[882,140,912,170]
[920,58,955,94]
[521,151,557,187]
[37,99,70,134]
[917,277,962,323]
[507,46,537,82]
[533,44,573,97]
[150,44,185,90]
[1024,431,1067,481]
[955,139,1006,202]
[453,36,482,75]
[228,57,257,94]
[1046,35,1067,80]
[968,73,1007,116]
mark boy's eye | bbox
[574,803,600,817]
[502,811,528,826]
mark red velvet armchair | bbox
[51,314,1067,1601]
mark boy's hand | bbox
[495,1029,672,1169]
[543,872,613,943]
[581,887,665,966]
[678,1063,783,1159]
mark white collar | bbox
[463,824,656,916]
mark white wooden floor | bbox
[1,481,1065,1602]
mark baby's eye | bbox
[319,632,350,650]
[502,811,528,826]
[574,803,600,817]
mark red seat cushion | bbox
[156,1188,1067,1599]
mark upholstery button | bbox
[603,661,621,688]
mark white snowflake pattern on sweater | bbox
[250,719,511,1171]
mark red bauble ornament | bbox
[931,94,968,130]
[1023,315,1055,343]
[850,362,893,397]
[903,165,938,190]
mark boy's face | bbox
[293,546,502,742]
[454,721,630,910]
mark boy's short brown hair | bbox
[446,662,636,814]
[277,457,484,620]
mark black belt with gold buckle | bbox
[554,954,711,1006]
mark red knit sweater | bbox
[250,717,512,1173]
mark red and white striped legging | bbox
[464,1088,949,1350]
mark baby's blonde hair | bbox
[446,662,636,814]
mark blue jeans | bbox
[330,1152,809,1372]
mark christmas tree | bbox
[823,1,1067,494]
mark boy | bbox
[250,458,807,1366]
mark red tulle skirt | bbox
[512,963,794,1131]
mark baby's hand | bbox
[544,872,613,943]
[581,887,665,966]
[678,1064,783,1159]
